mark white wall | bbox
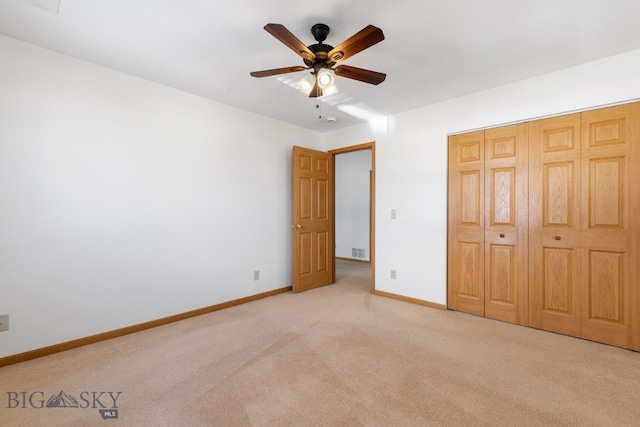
[0,35,322,358]
[324,48,640,306]
[335,150,371,261]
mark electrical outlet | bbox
[390,269,397,280]
[253,270,260,281]
[0,314,8,332]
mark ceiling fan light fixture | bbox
[317,69,334,90]
[298,73,316,94]
[321,84,338,96]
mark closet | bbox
[448,102,640,351]
[447,123,529,326]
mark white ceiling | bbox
[2,0,640,132]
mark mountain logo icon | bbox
[45,391,80,408]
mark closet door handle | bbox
[554,235,561,240]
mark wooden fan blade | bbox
[327,25,384,63]
[334,65,386,85]
[264,23,316,61]
[250,66,307,78]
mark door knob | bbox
[292,224,302,230]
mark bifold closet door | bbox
[579,103,639,350]
[448,131,485,316]
[448,124,529,325]
[528,113,582,337]
[484,124,529,325]
[529,103,639,350]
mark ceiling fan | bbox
[250,23,386,98]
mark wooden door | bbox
[528,113,582,337]
[292,146,334,293]
[484,124,529,325]
[579,103,639,350]
[448,131,485,316]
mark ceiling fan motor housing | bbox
[311,23,330,42]
[305,24,336,68]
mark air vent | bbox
[351,248,366,258]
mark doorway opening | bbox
[330,142,375,293]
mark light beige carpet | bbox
[1,259,639,426]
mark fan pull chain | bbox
[316,103,322,119]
